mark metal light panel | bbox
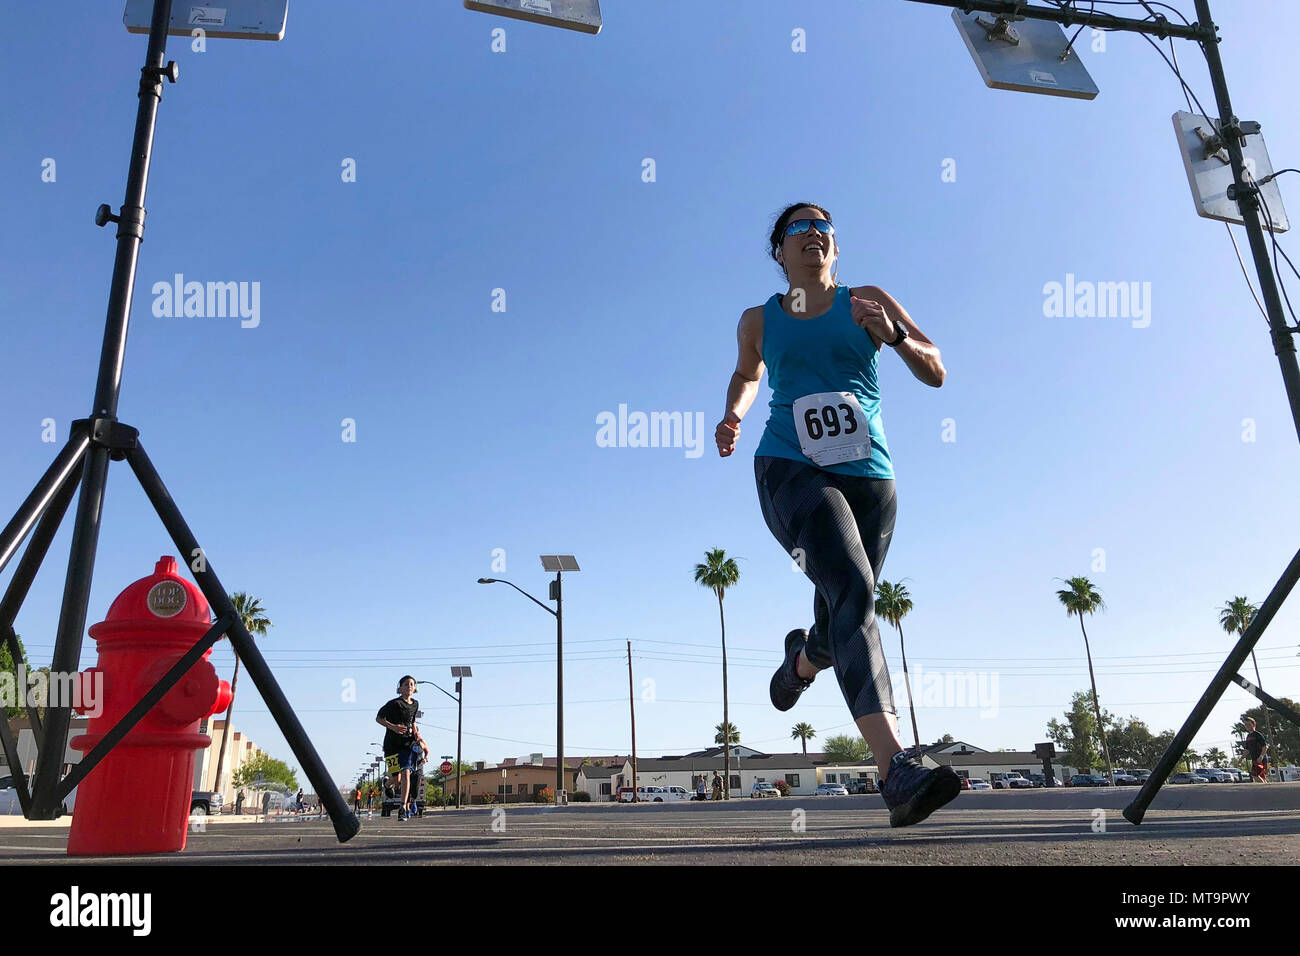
[1173,111,1289,233]
[463,0,601,35]
[540,555,580,572]
[952,10,1098,100]
[124,1,288,41]
[451,666,473,678]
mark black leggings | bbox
[754,456,898,719]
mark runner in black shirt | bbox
[376,675,421,820]
[1243,716,1268,782]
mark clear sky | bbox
[3,0,1299,793]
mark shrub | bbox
[773,779,791,796]
[536,787,555,804]
[570,791,592,802]
[471,793,495,806]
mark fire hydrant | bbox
[68,556,232,856]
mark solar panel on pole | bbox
[463,0,601,35]
[123,1,289,40]
[951,9,1098,100]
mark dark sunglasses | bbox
[784,218,834,238]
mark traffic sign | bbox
[439,761,453,775]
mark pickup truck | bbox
[992,772,1033,789]
[190,790,224,816]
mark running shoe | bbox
[881,747,960,827]
[397,807,407,821]
[769,628,814,712]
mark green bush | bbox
[570,791,592,802]
[536,787,555,804]
[471,793,495,806]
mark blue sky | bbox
[3,0,1299,792]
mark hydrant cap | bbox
[89,555,213,638]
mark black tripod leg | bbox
[1124,544,1300,824]
[0,432,90,577]
[0,456,84,798]
[125,441,360,844]
[30,444,113,818]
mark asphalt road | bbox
[3,785,1298,865]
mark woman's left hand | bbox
[850,295,897,342]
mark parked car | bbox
[617,786,686,803]
[1194,767,1232,784]
[992,772,1033,790]
[1112,772,1140,786]
[190,790,224,816]
[1169,772,1209,784]
[960,777,972,791]
[814,783,849,796]
[1,772,76,815]
[0,773,25,815]
[1219,768,1248,782]
[1028,773,1047,788]
[750,780,780,798]
[967,779,992,790]
[845,778,877,794]
[1066,774,1110,787]
[1129,769,1151,783]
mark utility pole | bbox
[627,640,638,801]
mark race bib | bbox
[792,391,871,467]
[385,753,400,775]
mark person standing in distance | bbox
[715,202,959,827]
[1243,716,1268,782]
[376,675,421,820]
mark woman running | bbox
[715,202,960,827]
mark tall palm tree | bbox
[1055,576,1114,784]
[714,722,740,745]
[875,580,921,753]
[791,722,816,755]
[212,592,273,802]
[1219,596,1273,780]
[695,548,740,799]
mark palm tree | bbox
[695,549,739,798]
[714,722,740,746]
[1219,596,1274,780]
[791,722,816,755]
[212,592,273,802]
[1056,576,1114,783]
[875,580,921,753]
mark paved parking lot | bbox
[2,785,1297,865]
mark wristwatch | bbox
[887,321,909,347]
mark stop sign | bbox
[439,761,453,775]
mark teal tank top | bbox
[753,285,894,479]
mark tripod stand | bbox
[0,0,358,844]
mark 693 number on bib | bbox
[792,391,871,467]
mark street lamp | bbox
[479,554,580,798]
[420,669,471,808]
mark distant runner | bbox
[376,675,421,821]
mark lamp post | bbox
[420,670,470,807]
[479,555,579,799]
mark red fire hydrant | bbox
[68,556,232,856]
